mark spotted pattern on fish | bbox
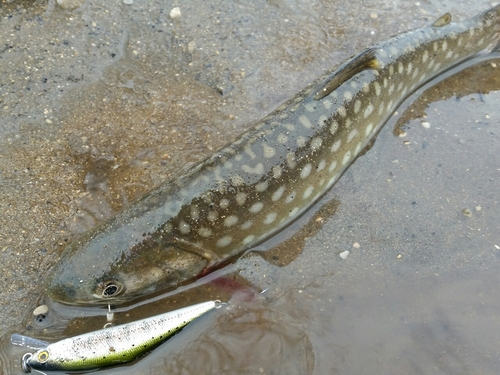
[45,5,500,305]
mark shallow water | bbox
[1,0,499,374]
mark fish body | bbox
[46,5,500,305]
[21,301,217,371]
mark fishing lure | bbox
[12,301,221,372]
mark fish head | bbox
[45,229,209,305]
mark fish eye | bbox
[37,350,49,363]
[103,284,118,297]
[97,280,124,298]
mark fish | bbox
[45,5,500,305]
[13,301,219,372]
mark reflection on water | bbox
[121,305,314,375]
[1,0,499,374]
[1,299,315,375]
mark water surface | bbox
[0,0,499,373]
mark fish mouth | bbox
[45,276,125,306]
[45,248,210,305]
[46,268,183,306]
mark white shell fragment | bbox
[170,7,182,19]
[32,305,49,316]
[339,250,350,260]
[187,41,197,54]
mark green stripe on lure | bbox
[45,5,500,306]
[13,301,219,372]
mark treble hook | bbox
[21,352,32,373]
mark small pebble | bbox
[339,250,350,260]
[462,208,472,217]
[475,205,481,211]
[123,0,133,4]
[33,305,49,316]
[187,41,196,54]
[403,140,411,145]
[170,7,181,19]
[485,114,490,119]
[353,242,360,249]
[397,253,402,259]
[495,245,499,250]
[421,121,430,129]
[370,13,378,19]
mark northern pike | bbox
[46,5,500,305]
[13,301,219,371]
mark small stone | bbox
[170,7,181,19]
[33,305,49,316]
[495,245,500,250]
[403,140,411,145]
[353,242,360,249]
[187,41,196,54]
[370,13,378,19]
[123,0,133,4]
[485,114,490,119]
[421,121,430,129]
[397,253,402,259]
[462,208,472,217]
[339,250,350,260]
[475,206,481,211]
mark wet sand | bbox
[1,0,499,374]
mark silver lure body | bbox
[20,301,217,371]
[45,5,500,305]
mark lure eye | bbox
[37,350,49,363]
[97,280,124,298]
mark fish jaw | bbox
[45,238,209,305]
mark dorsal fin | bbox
[432,13,452,27]
[313,48,381,101]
